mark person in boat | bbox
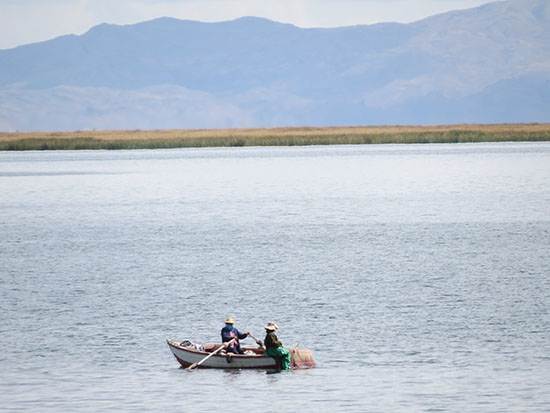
[263,322,291,370]
[221,317,250,354]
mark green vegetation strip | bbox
[1,129,550,151]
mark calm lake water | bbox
[1,142,549,412]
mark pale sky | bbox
[0,0,494,50]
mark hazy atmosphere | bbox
[0,0,490,50]
[1,0,549,131]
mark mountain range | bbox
[1,0,549,131]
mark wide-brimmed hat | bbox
[265,322,278,331]
[225,317,234,324]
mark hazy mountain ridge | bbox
[1,0,548,131]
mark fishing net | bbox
[290,348,316,369]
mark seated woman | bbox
[263,322,291,370]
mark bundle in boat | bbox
[290,347,316,369]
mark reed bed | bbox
[1,124,549,151]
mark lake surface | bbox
[1,142,549,412]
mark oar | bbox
[248,333,264,348]
[187,337,236,370]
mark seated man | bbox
[221,317,249,354]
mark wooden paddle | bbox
[248,333,264,348]
[186,337,236,370]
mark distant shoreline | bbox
[1,124,549,151]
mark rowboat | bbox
[166,339,316,370]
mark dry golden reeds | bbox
[1,124,549,150]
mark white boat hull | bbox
[167,339,278,369]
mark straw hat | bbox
[225,317,234,324]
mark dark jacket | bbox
[264,331,283,349]
[221,326,247,354]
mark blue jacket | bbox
[221,326,247,354]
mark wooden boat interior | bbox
[202,344,265,355]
